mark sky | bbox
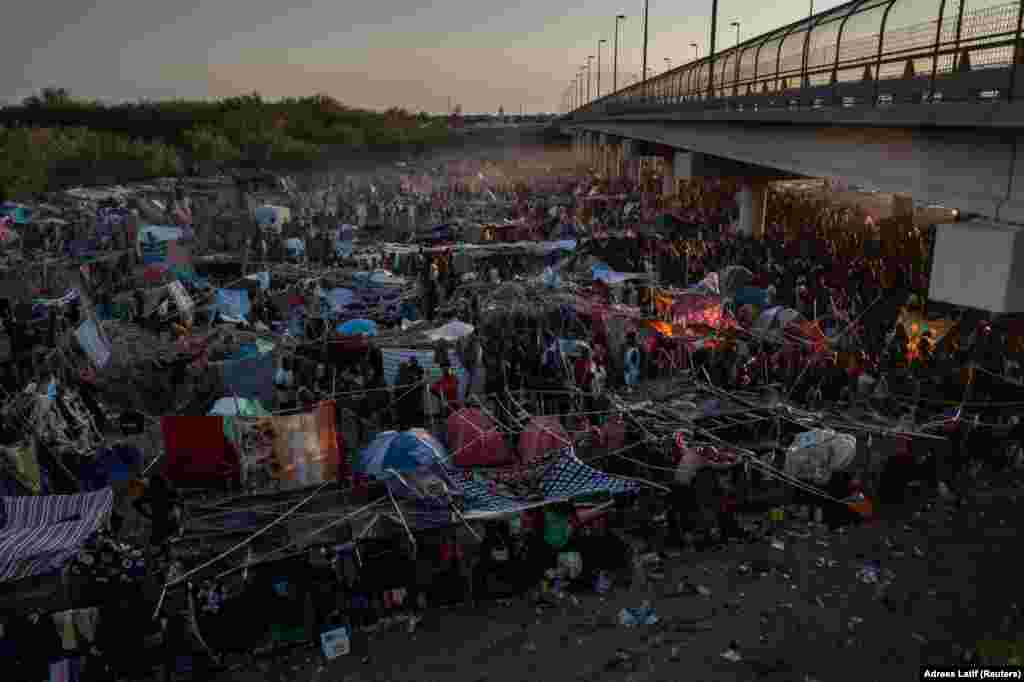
[6,0,851,114]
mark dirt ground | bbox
[213,471,1024,682]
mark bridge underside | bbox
[565,121,1024,225]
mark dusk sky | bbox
[7,0,849,113]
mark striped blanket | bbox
[0,489,114,583]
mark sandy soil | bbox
[212,472,1024,682]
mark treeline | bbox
[0,89,451,198]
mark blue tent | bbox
[337,318,377,336]
[358,429,448,477]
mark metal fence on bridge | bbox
[571,0,1024,116]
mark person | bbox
[430,366,460,417]
[396,356,424,430]
[132,473,181,559]
[623,333,641,390]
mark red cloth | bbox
[431,374,459,405]
[161,416,239,485]
[574,357,594,390]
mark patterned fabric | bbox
[0,489,114,583]
[456,449,638,519]
[540,448,639,499]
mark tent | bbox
[518,416,573,464]
[358,429,449,476]
[784,429,857,485]
[447,408,515,467]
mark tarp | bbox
[358,429,448,477]
[784,429,857,484]
[0,489,114,583]
[254,205,291,231]
[425,320,475,343]
[518,416,572,464]
[0,202,32,225]
[447,408,515,467]
[162,416,239,485]
[321,288,355,316]
[675,445,741,485]
[382,348,468,399]
[138,226,185,264]
[285,238,305,258]
[246,272,271,291]
[458,448,639,519]
[734,287,770,308]
[214,289,251,322]
[221,353,274,406]
[75,318,111,369]
[267,403,342,489]
[337,319,378,336]
[353,271,406,288]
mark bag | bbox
[320,626,350,659]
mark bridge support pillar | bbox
[737,181,768,239]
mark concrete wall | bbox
[568,121,1024,223]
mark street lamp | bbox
[614,14,626,92]
[709,0,719,97]
[690,42,698,60]
[598,39,607,98]
[730,21,741,48]
[641,0,649,97]
[587,55,595,102]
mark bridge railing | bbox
[571,0,1024,117]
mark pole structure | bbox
[598,39,607,98]
[642,0,649,97]
[587,56,594,102]
[614,14,626,92]
[709,0,718,97]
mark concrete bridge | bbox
[561,0,1024,313]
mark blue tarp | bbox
[321,288,355,316]
[214,289,251,321]
[285,238,305,257]
[734,286,770,307]
[246,272,271,291]
[0,203,32,225]
[221,353,274,405]
[337,319,377,336]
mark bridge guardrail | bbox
[570,0,1024,117]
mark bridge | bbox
[561,0,1024,313]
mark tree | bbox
[23,87,73,107]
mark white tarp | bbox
[784,429,857,484]
[425,320,475,342]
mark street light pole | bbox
[731,20,740,47]
[709,0,718,97]
[641,0,649,97]
[587,55,594,102]
[614,14,626,92]
[690,42,698,60]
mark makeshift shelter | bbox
[784,429,857,485]
[161,416,240,486]
[518,416,573,464]
[425,320,475,343]
[0,489,114,583]
[337,319,378,337]
[447,408,515,467]
[359,429,448,475]
[752,306,805,344]
[264,402,343,489]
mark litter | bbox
[619,601,659,627]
